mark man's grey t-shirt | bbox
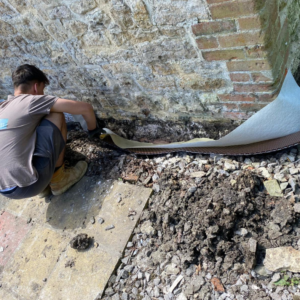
[0,94,58,190]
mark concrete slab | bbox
[0,180,152,300]
[84,181,153,255]
[40,181,152,299]
[0,288,18,300]
[46,177,114,230]
[0,211,31,269]
[39,246,119,300]
[1,228,68,299]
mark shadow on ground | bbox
[46,176,113,230]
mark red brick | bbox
[255,92,279,102]
[222,103,239,111]
[195,36,218,49]
[234,83,275,93]
[239,103,266,112]
[218,31,264,48]
[192,20,236,36]
[227,60,271,72]
[210,0,256,19]
[229,73,251,82]
[202,49,245,61]
[238,16,261,30]
[252,72,273,82]
[245,45,268,59]
[0,211,31,267]
[222,111,248,120]
[218,94,256,102]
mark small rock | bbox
[211,277,225,292]
[90,217,95,224]
[190,171,206,178]
[265,246,300,272]
[177,293,187,300]
[112,293,120,300]
[280,182,289,191]
[141,221,156,236]
[0,247,4,252]
[165,263,180,275]
[235,228,248,237]
[43,278,47,282]
[98,218,105,224]
[153,286,160,297]
[294,203,300,213]
[27,218,32,224]
[121,292,129,300]
[290,168,299,175]
[264,180,283,197]
[254,265,272,277]
[153,184,160,193]
[289,178,297,192]
[249,238,257,253]
[154,277,161,285]
[271,273,281,283]
[105,225,115,231]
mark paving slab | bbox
[0,211,31,269]
[0,180,152,300]
[39,246,119,300]
[1,227,68,299]
[40,181,152,299]
[46,177,113,230]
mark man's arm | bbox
[50,98,97,130]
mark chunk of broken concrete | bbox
[190,171,206,178]
[264,247,300,272]
[141,220,156,236]
[264,180,283,197]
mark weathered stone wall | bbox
[0,0,299,123]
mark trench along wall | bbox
[0,0,299,123]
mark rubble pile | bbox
[66,130,300,300]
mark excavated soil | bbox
[65,125,300,299]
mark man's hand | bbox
[88,115,105,138]
[51,98,97,130]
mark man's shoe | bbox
[50,161,88,196]
[38,185,52,198]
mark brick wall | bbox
[193,0,291,120]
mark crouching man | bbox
[0,64,102,199]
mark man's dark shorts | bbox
[2,119,65,199]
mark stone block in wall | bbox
[63,20,88,37]
[0,20,16,36]
[192,20,236,36]
[218,31,265,48]
[227,60,271,72]
[133,0,152,29]
[48,5,71,19]
[229,73,251,83]
[70,0,96,15]
[238,16,262,30]
[209,0,256,19]
[0,2,16,18]
[45,20,68,43]
[14,14,50,42]
[179,74,227,91]
[202,49,245,61]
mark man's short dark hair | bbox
[12,64,49,90]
